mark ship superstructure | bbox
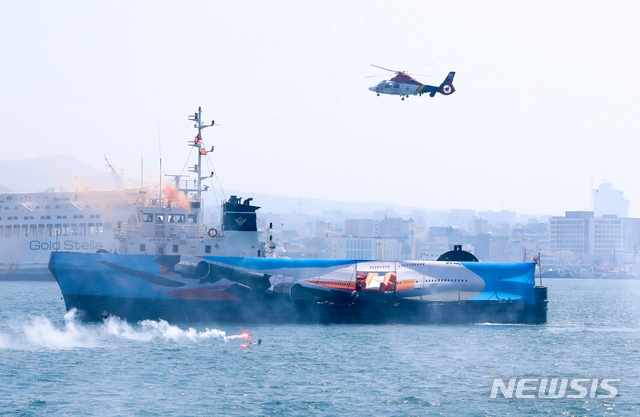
[110,107,261,258]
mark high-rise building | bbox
[549,211,628,256]
[549,211,592,254]
[592,215,626,255]
[593,182,629,217]
[343,218,378,237]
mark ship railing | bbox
[135,196,190,208]
[159,224,216,239]
[113,223,223,240]
[113,224,140,238]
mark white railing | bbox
[113,224,223,240]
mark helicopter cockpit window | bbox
[384,82,392,88]
[393,83,399,88]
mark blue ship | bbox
[49,252,548,324]
[47,107,548,324]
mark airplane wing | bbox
[198,262,271,290]
[290,281,356,303]
[97,260,186,287]
[224,282,255,298]
[169,256,271,290]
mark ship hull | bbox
[0,264,54,281]
[60,293,547,324]
[50,252,548,324]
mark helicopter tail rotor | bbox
[438,71,456,95]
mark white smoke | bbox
[0,309,245,350]
[0,333,9,349]
[22,309,98,349]
[102,315,233,342]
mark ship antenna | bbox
[187,107,216,227]
[158,122,162,199]
[141,136,144,190]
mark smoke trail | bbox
[0,333,9,349]
[103,315,234,342]
[1,309,246,350]
[22,309,99,349]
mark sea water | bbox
[1,279,639,416]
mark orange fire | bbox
[162,184,191,210]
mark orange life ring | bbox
[208,228,218,238]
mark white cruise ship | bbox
[0,187,146,280]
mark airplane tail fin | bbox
[438,71,456,95]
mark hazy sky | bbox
[1,1,639,216]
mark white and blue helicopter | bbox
[368,64,456,100]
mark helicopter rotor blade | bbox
[413,62,434,70]
[370,64,398,73]
[365,73,390,79]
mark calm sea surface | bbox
[1,279,639,416]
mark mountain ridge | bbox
[0,156,431,216]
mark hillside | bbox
[0,155,115,192]
[0,156,429,216]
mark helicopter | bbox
[368,64,456,100]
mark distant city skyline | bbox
[0,155,634,220]
[2,154,636,266]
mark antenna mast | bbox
[186,107,215,226]
[158,122,162,199]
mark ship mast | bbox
[185,107,215,226]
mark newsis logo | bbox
[490,378,619,399]
[29,240,104,251]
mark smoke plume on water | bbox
[1,309,244,350]
[103,315,231,342]
[22,309,98,349]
